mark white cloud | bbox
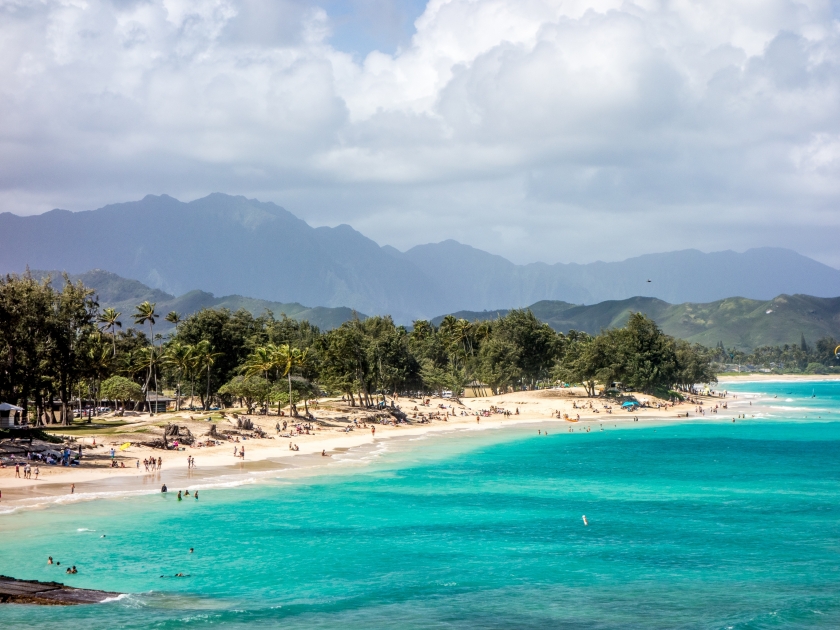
[1,0,840,266]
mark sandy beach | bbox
[0,381,801,510]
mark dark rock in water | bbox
[0,575,119,605]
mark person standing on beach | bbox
[15,463,20,478]
[240,446,245,459]
[71,484,75,494]
[371,426,376,436]
[34,465,40,479]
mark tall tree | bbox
[133,301,158,410]
[97,307,122,357]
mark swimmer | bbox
[194,490,199,500]
[47,556,53,565]
[582,515,589,526]
[177,490,182,501]
[161,484,168,493]
[189,548,194,553]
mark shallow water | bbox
[1,380,839,628]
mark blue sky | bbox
[322,0,429,55]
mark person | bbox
[184,490,190,496]
[15,463,20,478]
[582,515,588,526]
[194,490,198,500]
[177,490,182,501]
[321,449,328,457]
[161,484,168,493]
[34,465,39,479]
[189,548,194,553]
[71,484,75,494]
[240,446,245,459]
[71,566,77,574]
[371,426,375,436]
[47,556,53,565]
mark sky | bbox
[2,0,840,267]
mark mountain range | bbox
[30,269,840,350]
[34,269,359,332]
[434,295,840,351]
[4,193,840,322]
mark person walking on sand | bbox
[240,446,245,459]
[34,465,40,479]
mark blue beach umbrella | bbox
[621,401,638,408]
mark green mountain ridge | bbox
[433,295,840,351]
[33,269,361,331]
[27,269,840,349]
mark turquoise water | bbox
[1,380,840,628]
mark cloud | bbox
[1,0,840,267]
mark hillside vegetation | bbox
[34,269,360,331]
[435,295,840,351]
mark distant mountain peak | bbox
[2,193,839,322]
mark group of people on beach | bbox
[143,457,163,472]
[14,463,38,479]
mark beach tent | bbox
[621,401,639,409]
[0,402,24,428]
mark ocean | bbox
[1,379,839,628]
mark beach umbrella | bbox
[621,401,638,408]
[119,442,131,451]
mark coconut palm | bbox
[165,311,182,332]
[163,341,194,411]
[272,343,309,417]
[97,308,122,357]
[133,301,158,412]
[195,340,223,411]
[87,342,113,410]
[242,345,276,381]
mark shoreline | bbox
[718,374,840,383]
[0,377,832,514]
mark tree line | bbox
[1,272,720,424]
[710,336,840,374]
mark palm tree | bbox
[163,341,194,411]
[272,344,308,417]
[242,345,277,413]
[165,311,182,332]
[97,308,122,357]
[133,301,158,412]
[195,340,223,411]
[87,343,113,411]
[242,345,276,381]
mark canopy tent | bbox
[621,401,639,408]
